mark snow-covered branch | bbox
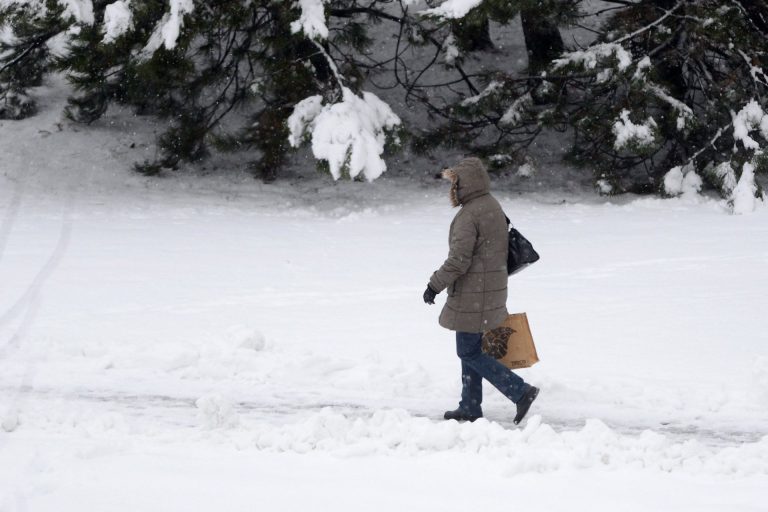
[288,87,401,181]
[419,0,483,19]
[290,0,329,40]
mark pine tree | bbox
[0,0,71,119]
[1,0,574,181]
[11,0,764,209]
[59,1,333,178]
[409,0,576,158]
[547,0,768,204]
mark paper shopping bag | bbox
[482,313,540,369]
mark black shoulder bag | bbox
[505,215,540,275]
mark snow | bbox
[596,179,613,195]
[1,409,18,432]
[663,164,701,197]
[753,357,768,405]
[226,325,266,352]
[288,87,402,181]
[612,109,657,150]
[681,169,702,196]
[646,84,694,131]
[0,23,18,47]
[553,43,633,72]
[1,78,768,510]
[633,55,652,78]
[60,0,94,24]
[460,81,502,107]
[714,161,737,196]
[45,27,80,58]
[195,394,240,429]
[141,0,194,56]
[442,33,459,65]
[516,161,535,178]
[420,0,483,19]
[731,162,760,215]
[500,93,532,127]
[732,99,768,150]
[287,94,324,147]
[290,0,329,40]
[101,1,133,44]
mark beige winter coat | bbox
[429,158,509,333]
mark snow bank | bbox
[247,409,768,476]
[753,357,768,405]
[288,87,401,181]
[1,409,19,433]
[225,325,266,352]
[195,394,240,429]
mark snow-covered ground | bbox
[1,80,768,511]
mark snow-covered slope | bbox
[1,76,767,511]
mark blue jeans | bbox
[456,331,529,416]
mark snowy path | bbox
[2,86,768,508]
[1,180,767,509]
[6,383,766,447]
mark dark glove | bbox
[423,284,438,305]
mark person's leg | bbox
[459,360,483,416]
[456,331,529,403]
[447,332,483,419]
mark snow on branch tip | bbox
[419,0,483,19]
[288,88,402,182]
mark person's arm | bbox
[428,212,478,293]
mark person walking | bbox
[423,157,539,424]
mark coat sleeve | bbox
[429,211,477,293]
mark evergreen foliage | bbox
[0,0,70,119]
[546,0,768,199]
[0,0,765,204]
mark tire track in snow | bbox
[0,207,72,353]
[0,177,24,266]
[0,178,74,463]
[0,208,73,344]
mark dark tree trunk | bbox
[451,17,494,52]
[520,8,564,74]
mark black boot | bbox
[444,409,482,422]
[513,386,539,425]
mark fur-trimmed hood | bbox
[442,157,491,207]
